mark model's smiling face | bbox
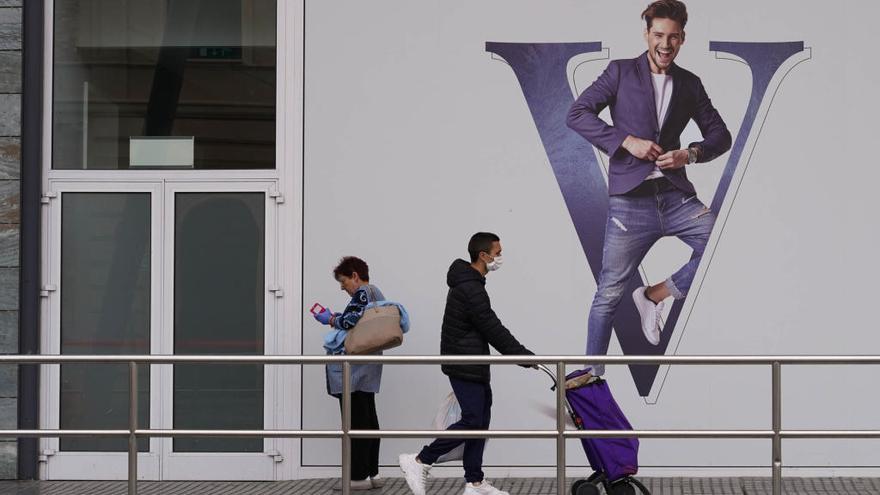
[644,17,685,73]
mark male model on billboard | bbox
[566,0,731,377]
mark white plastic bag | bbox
[432,392,464,463]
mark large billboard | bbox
[300,0,880,475]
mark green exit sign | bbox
[191,47,242,60]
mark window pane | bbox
[173,193,265,452]
[60,193,150,452]
[53,0,276,170]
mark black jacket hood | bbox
[447,259,484,288]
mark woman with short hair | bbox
[313,256,385,490]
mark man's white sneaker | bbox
[463,480,510,495]
[399,453,430,495]
[632,286,664,345]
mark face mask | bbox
[486,255,504,272]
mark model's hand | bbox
[623,135,664,161]
[314,308,333,325]
[656,149,688,170]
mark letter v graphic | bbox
[486,41,810,400]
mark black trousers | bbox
[334,391,380,480]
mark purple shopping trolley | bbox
[537,365,650,495]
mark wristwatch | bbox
[687,146,700,164]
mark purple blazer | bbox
[566,52,731,195]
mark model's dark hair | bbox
[642,0,688,30]
[333,256,369,281]
[467,232,500,263]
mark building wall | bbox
[0,0,873,480]
[0,0,20,480]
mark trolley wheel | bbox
[574,481,602,495]
[606,478,639,495]
[597,483,636,495]
[574,483,601,495]
[628,477,651,495]
[570,479,587,495]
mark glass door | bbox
[42,181,282,480]
[159,182,280,480]
[40,182,163,480]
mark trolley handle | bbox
[534,364,559,391]
[534,364,583,430]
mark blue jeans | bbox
[587,179,715,376]
[418,377,492,483]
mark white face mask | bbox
[486,255,504,272]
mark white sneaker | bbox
[399,453,430,495]
[632,286,664,345]
[463,480,510,495]
[370,476,385,488]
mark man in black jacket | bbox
[399,233,534,495]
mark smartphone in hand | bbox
[310,303,326,316]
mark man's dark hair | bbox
[468,232,500,263]
[641,0,688,30]
[333,256,369,281]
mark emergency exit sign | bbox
[192,47,241,60]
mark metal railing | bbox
[2,354,880,495]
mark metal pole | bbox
[341,362,352,495]
[556,362,566,495]
[772,362,782,495]
[17,0,46,478]
[128,361,138,495]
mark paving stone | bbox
[0,478,877,494]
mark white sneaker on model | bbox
[399,453,430,495]
[463,480,510,495]
[632,286,664,345]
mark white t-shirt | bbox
[645,73,673,180]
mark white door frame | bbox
[38,0,305,480]
[269,0,305,481]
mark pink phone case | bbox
[310,303,325,315]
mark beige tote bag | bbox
[344,286,403,355]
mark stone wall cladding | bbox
[0,0,20,480]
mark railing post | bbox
[341,361,352,495]
[772,361,782,495]
[128,361,138,495]
[556,361,566,495]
